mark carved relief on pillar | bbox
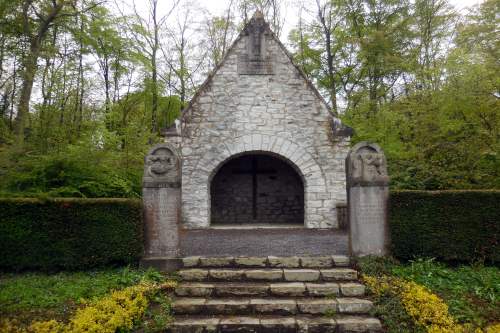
[347,142,389,187]
[143,144,180,188]
[346,141,390,257]
[141,142,182,271]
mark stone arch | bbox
[182,134,330,228]
[210,151,305,225]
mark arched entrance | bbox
[210,153,304,225]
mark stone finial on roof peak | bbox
[252,9,264,19]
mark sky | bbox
[151,0,486,44]
[196,0,484,15]
[119,0,485,42]
[105,0,485,105]
[195,0,485,25]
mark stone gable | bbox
[169,13,351,228]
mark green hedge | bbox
[390,190,500,263]
[2,192,498,270]
[0,198,143,271]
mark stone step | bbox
[169,315,382,333]
[182,255,350,269]
[172,297,373,315]
[175,282,366,298]
[177,268,358,282]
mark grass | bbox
[357,257,500,332]
[0,267,169,329]
[139,292,174,333]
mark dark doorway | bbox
[210,154,304,225]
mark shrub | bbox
[358,256,500,330]
[0,140,144,198]
[390,190,500,263]
[363,274,476,333]
[0,198,143,271]
[24,279,177,333]
[362,274,426,333]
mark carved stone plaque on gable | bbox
[238,12,274,75]
[143,143,180,188]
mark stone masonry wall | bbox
[174,30,350,229]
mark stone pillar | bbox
[346,142,390,257]
[140,143,182,272]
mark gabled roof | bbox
[164,11,353,139]
[178,11,335,120]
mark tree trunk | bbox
[74,12,84,135]
[112,52,121,103]
[152,49,158,133]
[15,0,65,145]
[9,55,17,130]
[0,37,5,82]
[368,68,380,114]
[316,0,338,114]
[97,37,111,114]
[179,43,186,104]
[151,0,159,133]
[58,37,69,126]
[15,42,40,144]
[325,32,337,114]
[78,59,84,135]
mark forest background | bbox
[0,0,498,198]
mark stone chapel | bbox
[163,11,352,230]
[140,10,397,269]
[141,14,388,331]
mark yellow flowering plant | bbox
[399,280,457,332]
[22,280,177,333]
[362,274,499,333]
